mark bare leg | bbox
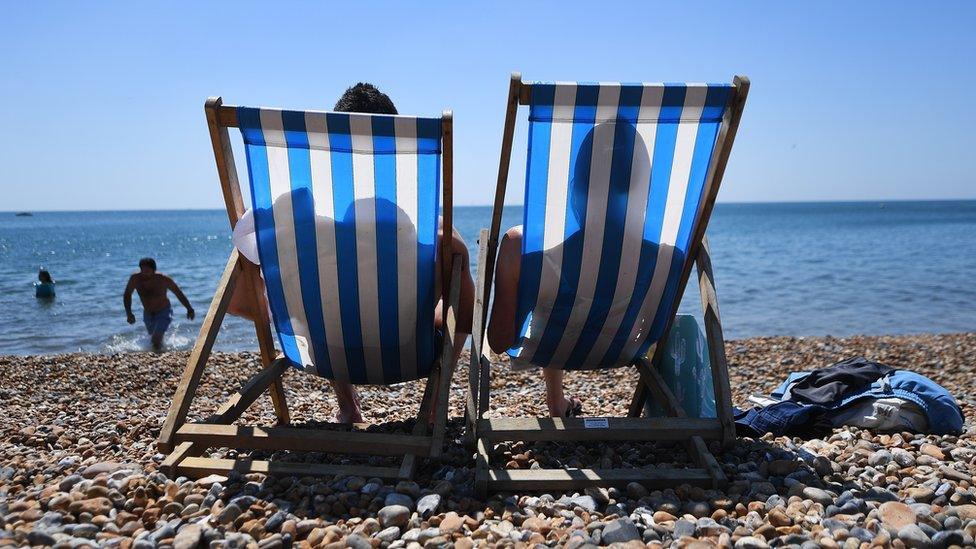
[330,380,363,424]
[150,331,165,352]
[544,367,568,417]
[428,223,475,425]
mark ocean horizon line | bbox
[4,197,976,214]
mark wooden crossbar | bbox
[210,358,291,423]
[175,423,433,457]
[478,417,723,442]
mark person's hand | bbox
[126,312,136,324]
[187,307,195,321]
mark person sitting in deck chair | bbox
[229,83,475,423]
[487,120,660,418]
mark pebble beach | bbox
[2,333,975,549]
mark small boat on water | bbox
[15,212,33,216]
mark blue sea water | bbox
[0,201,974,355]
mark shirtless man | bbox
[123,257,195,351]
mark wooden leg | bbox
[400,255,463,475]
[399,355,441,480]
[627,384,647,418]
[430,254,463,459]
[687,436,727,488]
[696,236,735,448]
[160,441,205,477]
[158,250,241,453]
[636,357,727,486]
[475,438,491,499]
[466,229,490,445]
[241,260,290,424]
[627,344,658,417]
[477,356,491,419]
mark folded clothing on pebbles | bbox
[0,332,975,548]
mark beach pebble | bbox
[897,524,932,548]
[173,524,202,549]
[416,493,441,518]
[2,336,976,549]
[378,505,411,528]
[735,536,770,549]
[601,518,639,544]
[385,492,414,509]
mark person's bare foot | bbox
[548,396,583,418]
[331,380,363,424]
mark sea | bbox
[1,201,974,355]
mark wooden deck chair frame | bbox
[156,97,462,481]
[466,74,749,495]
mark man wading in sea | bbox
[123,257,195,351]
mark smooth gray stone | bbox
[673,519,697,538]
[132,539,156,549]
[384,493,414,510]
[377,505,410,529]
[803,487,834,507]
[376,526,401,542]
[150,523,176,542]
[566,495,597,513]
[216,503,242,525]
[600,518,639,544]
[734,536,770,549]
[850,527,874,542]
[72,523,100,539]
[264,511,287,533]
[59,474,84,492]
[868,450,892,467]
[27,530,58,547]
[345,534,372,549]
[897,524,933,549]
[416,493,441,519]
[932,530,965,547]
[361,482,382,496]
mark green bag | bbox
[647,314,716,419]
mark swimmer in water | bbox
[123,257,195,351]
[35,269,56,299]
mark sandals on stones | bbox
[564,397,583,418]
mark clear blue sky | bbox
[2,2,974,211]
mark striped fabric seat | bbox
[510,82,733,371]
[237,107,443,385]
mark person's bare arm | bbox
[123,275,137,324]
[450,229,475,334]
[487,228,522,353]
[165,276,195,320]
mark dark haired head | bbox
[335,83,398,115]
[38,269,52,284]
[139,257,157,272]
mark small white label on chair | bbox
[583,418,609,428]
[294,335,313,369]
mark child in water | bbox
[35,269,55,299]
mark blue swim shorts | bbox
[143,307,173,338]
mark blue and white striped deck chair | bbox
[470,75,749,495]
[158,97,461,481]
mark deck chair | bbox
[157,98,462,481]
[467,74,749,495]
